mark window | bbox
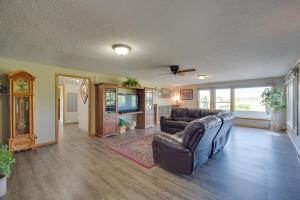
[286,82,294,128]
[234,86,271,119]
[145,91,153,110]
[198,89,211,109]
[215,89,231,110]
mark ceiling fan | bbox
[160,65,196,76]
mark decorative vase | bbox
[119,126,126,134]
[0,176,7,197]
[129,123,135,130]
[129,122,136,130]
[271,110,286,132]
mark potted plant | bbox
[122,77,141,88]
[118,119,129,134]
[261,88,285,132]
[0,145,15,197]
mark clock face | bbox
[14,79,30,93]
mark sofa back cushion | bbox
[211,111,235,155]
[217,111,235,123]
[182,115,222,152]
[171,108,189,121]
[200,109,222,118]
[186,109,202,122]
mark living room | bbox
[0,1,300,200]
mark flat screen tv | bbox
[118,94,139,113]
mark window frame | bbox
[214,88,232,111]
[198,89,212,109]
[233,85,272,119]
[196,84,273,120]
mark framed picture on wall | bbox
[180,89,193,100]
[79,79,88,104]
[160,88,171,98]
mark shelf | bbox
[118,111,144,115]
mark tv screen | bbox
[118,94,138,113]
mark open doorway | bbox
[55,74,92,143]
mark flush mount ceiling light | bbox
[112,44,132,56]
[197,74,206,80]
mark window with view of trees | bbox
[215,89,231,110]
[198,89,211,109]
[234,86,271,119]
[197,86,271,119]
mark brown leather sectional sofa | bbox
[152,108,235,174]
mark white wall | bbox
[60,79,90,131]
[64,83,80,124]
[78,80,89,131]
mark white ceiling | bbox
[0,0,299,86]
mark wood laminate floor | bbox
[3,125,300,200]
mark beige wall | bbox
[0,57,168,144]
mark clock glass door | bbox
[15,96,30,135]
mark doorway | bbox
[55,74,92,143]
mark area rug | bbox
[106,135,157,169]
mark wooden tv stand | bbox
[95,83,154,138]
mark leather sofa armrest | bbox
[153,134,187,151]
[160,116,172,120]
[160,116,172,132]
[152,134,193,174]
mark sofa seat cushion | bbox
[164,120,188,129]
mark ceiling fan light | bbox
[112,44,132,56]
[197,74,206,80]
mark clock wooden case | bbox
[7,71,36,152]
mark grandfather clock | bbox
[7,71,36,152]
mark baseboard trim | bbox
[35,141,56,148]
[236,117,271,122]
[64,122,79,124]
[234,124,270,130]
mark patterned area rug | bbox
[106,135,157,168]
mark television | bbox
[118,94,139,113]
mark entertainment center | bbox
[95,83,154,137]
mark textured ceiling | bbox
[0,0,300,86]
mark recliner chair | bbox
[211,111,235,156]
[152,115,222,174]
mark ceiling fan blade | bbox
[177,68,196,73]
